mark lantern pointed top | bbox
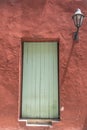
[74,8,84,15]
[72,8,85,20]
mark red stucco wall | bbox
[0,0,87,130]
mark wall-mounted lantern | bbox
[72,8,85,41]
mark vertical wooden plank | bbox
[49,43,54,118]
[35,42,41,118]
[53,42,58,118]
[22,43,30,118]
[44,43,49,118]
[27,43,32,118]
[40,42,45,118]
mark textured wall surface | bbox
[0,0,87,130]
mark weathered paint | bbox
[22,42,58,119]
[0,0,87,130]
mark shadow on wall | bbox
[61,41,75,86]
[82,116,87,130]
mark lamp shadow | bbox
[61,41,76,86]
[82,116,87,130]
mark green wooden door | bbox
[22,42,58,119]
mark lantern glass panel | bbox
[79,15,84,27]
[73,14,84,28]
[73,15,77,27]
[77,14,81,27]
